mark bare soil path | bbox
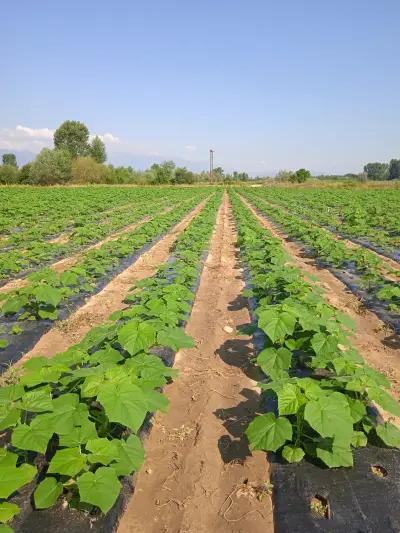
[118,194,273,533]
[12,199,208,367]
[239,194,400,399]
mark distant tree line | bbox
[0,120,249,186]
[363,160,400,181]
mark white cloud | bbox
[99,132,120,144]
[15,125,54,139]
[0,125,54,152]
[184,145,197,152]
[0,125,122,153]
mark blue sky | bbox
[1,0,399,175]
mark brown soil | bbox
[117,194,273,533]
[13,200,207,366]
[48,233,70,245]
[239,195,400,400]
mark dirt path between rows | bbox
[12,199,208,367]
[118,194,273,533]
[239,194,400,399]
[254,196,400,279]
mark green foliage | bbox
[389,159,400,180]
[364,162,389,181]
[77,467,120,513]
[34,478,63,509]
[231,191,400,468]
[150,160,176,184]
[0,502,19,523]
[289,168,311,183]
[0,192,222,518]
[0,165,18,185]
[89,136,107,163]
[2,154,17,168]
[30,148,72,185]
[71,156,106,183]
[173,167,194,184]
[53,120,90,158]
[18,163,33,184]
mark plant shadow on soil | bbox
[214,302,264,464]
[382,333,400,350]
[214,388,260,464]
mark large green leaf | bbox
[86,438,119,466]
[246,412,292,452]
[34,477,63,509]
[0,406,21,431]
[316,439,353,468]
[282,445,305,463]
[0,462,36,499]
[117,321,156,355]
[97,382,148,432]
[367,387,400,416]
[113,435,145,476]
[0,502,19,524]
[258,310,296,343]
[304,392,353,442]
[157,327,196,351]
[311,332,338,356]
[47,447,87,477]
[143,390,169,413]
[20,387,53,413]
[77,467,121,513]
[32,286,63,307]
[376,422,400,448]
[11,420,53,454]
[257,347,291,380]
[58,419,98,447]
[2,295,29,315]
[277,383,301,415]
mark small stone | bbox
[223,325,234,334]
[146,468,153,474]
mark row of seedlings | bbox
[0,192,222,532]
[0,188,196,279]
[0,193,210,364]
[230,191,400,530]
[239,189,400,332]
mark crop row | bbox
[240,189,400,322]
[252,187,400,257]
[0,192,210,362]
[0,192,222,530]
[0,188,204,280]
[229,191,400,469]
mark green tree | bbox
[19,163,33,184]
[363,162,389,181]
[54,120,90,158]
[389,159,400,180]
[173,167,194,184]
[0,165,18,184]
[90,136,107,163]
[276,170,295,181]
[71,156,106,183]
[30,148,72,185]
[150,160,175,184]
[289,168,311,183]
[213,167,224,181]
[2,153,17,167]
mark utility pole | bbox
[209,149,214,180]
